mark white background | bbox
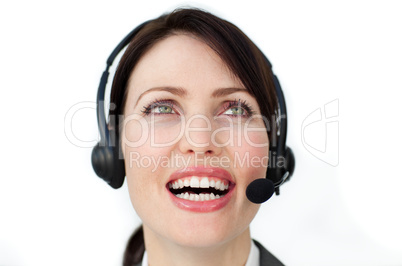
[1,0,402,265]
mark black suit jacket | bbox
[134,240,284,266]
[254,240,284,266]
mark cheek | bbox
[234,131,269,180]
[122,117,184,150]
[120,116,149,154]
[151,121,184,147]
[121,121,172,210]
[124,145,170,224]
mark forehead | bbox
[127,34,243,99]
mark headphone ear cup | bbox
[266,147,295,185]
[284,147,295,178]
[91,144,125,188]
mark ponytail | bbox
[123,226,145,266]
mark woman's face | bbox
[122,34,269,247]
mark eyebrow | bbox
[135,87,188,107]
[134,86,249,107]
[211,87,249,98]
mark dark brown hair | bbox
[110,8,279,266]
[110,8,278,130]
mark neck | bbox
[143,225,251,266]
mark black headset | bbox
[91,19,295,202]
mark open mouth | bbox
[167,177,231,201]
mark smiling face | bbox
[121,34,269,247]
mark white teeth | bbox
[169,177,230,198]
[190,177,200,188]
[194,194,200,201]
[200,194,205,201]
[175,192,223,201]
[170,178,228,190]
[200,177,209,188]
[215,181,221,190]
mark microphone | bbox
[246,179,275,204]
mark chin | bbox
[167,225,245,248]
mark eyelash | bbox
[222,99,255,117]
[141,99,176,115]
[141,98,254,117]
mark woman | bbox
[99,8,288,266]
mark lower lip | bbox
[167,185,235,213]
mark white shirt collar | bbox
[141,240,259,266]
[245,240,260,266]
[141,250,148,266]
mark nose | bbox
[178,114,222,156]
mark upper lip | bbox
[168,166,235,184]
